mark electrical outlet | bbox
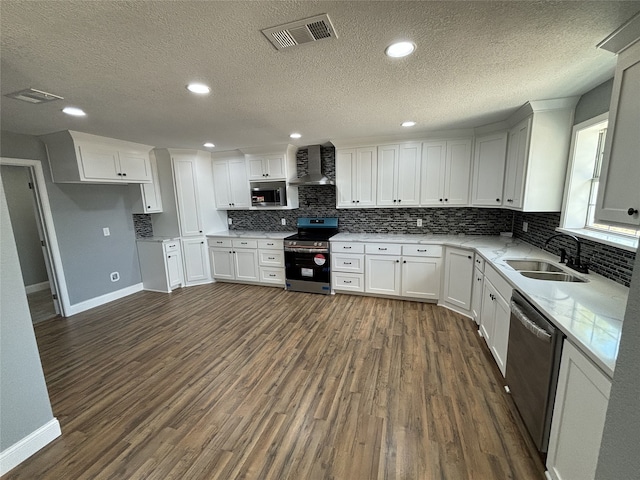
[522,221,529,233]
[228,218,233,225]
[281,218,286,226]
[416,219,423,227]
[110,272,120,282]
[103,227,110,236]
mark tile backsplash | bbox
[133,214,153,238]
[512,212,635,287]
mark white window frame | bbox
[560,113,638,252]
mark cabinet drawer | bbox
[258,239,283,250]
[484,263,512,301]
[402,244,442,257]
[259,267,285,284]
[232,239,258,249]
[331,242,365,254]
[164,241,180,253]
[332,272,364,292]
[365,243,402,255]
[259,249,284,267]
[332,253,365,273]
[208,237,232,248]
[474,254,485,272]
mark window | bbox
[560,113,639,251]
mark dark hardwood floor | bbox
[5,283,545,479]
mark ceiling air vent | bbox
[4,88,64,104]
[262,14,337,51]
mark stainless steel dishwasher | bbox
[505,290,564,454]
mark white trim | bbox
[67,283,143,316]
[0,418,61,476]
[557,227,638,252]
[0,157,71,317]
[25,281,50,294]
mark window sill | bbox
[556,227,638,252]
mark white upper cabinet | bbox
[131,151,163,214]
[212,155,251,209]
[421,139,472,206]
[336,147,377,207]
[40,130,153,184]
[472,132,508,206]
[595,41,640,227]
[503,118,530,209]
[502,98,578,211]
[247,154,286,180]
[377,143,421,207]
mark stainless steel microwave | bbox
[251,182,287,207]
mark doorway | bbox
[0,157,69,318]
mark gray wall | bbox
[574,78,614,125]
[0,183,54,451]
[1,131,142,305]
[596,252,640,479]
[1,165,48,287]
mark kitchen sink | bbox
[519,271,588,283]
[505,259,564,272]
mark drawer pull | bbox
[378,247,387,251]
[417,249,427,252]
[344,262,352,265]
[268,257,276,260]
[344,280,352,284]
[240,242,248,245]
[343,246,352,249]
[269,274,276,277]
[267,243,274,246]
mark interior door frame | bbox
[1,157,70,317]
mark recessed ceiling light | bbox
[401,121,416,127]
[203,142,215,148]
[62,106,86,117]
[186,83,211,94]
[289,133,302,139]
[385,41,416,58]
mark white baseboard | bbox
[67,283,143,316]
[25,281,50,294]
[0,418,61,476]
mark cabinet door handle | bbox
[496,198,500,202]
[628,208,638,216]
[444,198,448,202]
[356,200,360,203]
[201,241,204,244]
[393,199,397,203]
[467,255,472,259]
[168,255,171,258]
[395,260,400,263]
[403,260,407,264]
[398,199,401,203]
[352,200,356,203]
[439,198,443,202]
[117,172,122,176]
[147,205,151,209]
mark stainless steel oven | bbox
[506,290,564,454]
[284,217,338,294]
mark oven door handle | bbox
[285,247,329,254]
[510,300,552,342]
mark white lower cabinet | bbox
[208,237,283,286]
[331,244,365,293]
[442,247,474,314]
[181,238,210,285]
[546,341,611,480]
[471,267,484,325]
[365,254,402,296]
[401,256,441,300]
[479,264,512,376]
[137,239,184,293]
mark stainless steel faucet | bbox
[544,233,589,274]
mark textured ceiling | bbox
[2,1,640,151]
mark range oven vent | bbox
[262,14,337,51]
[4,88,64,104]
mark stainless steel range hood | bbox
[289,145,335,185]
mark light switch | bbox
[103,227,110,236]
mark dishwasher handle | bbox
[510,300,552,342]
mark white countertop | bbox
[330,233,629,378]
[136,236,180,243]
[207,230,294,240]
